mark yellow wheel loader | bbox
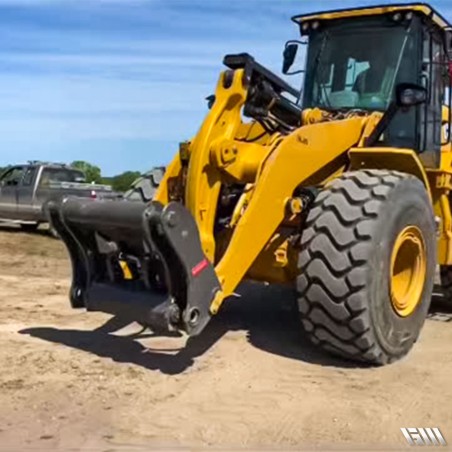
[50,3,452,365]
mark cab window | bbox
[0,167,24,186]
[40,168,85,186]
[22,167,37,186]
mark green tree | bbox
[70,160,103,184]
[111,171,141,192]
[101,176,113,186]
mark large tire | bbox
[124,167,165,203]
[297,170,436,365]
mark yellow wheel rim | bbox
[390,226,426,317]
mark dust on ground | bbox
[0,224,451,451]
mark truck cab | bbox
[0,161,117,232]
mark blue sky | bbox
[0,0,451,176]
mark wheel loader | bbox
[50,3,452,365]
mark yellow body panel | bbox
[184,70,247,261]
[153,154,183,205]
[348,148,432,198]
[293,4,450,30]
[211,117,366,312]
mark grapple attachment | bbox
[48,198,220,336]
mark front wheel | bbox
[47,223,60,239]
[296,170,436,365]
[42,201,60,239]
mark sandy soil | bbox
[0,224,452,451]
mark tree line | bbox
[0,160,141,193]
[70,161,141,192]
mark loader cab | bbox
[289,4,452,168]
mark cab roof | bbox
[292,3,451,31]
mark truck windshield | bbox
[302,17,416,111]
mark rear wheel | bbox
[124,167,165,203]
[296,170,436,365]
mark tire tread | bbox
[297,169,414,365]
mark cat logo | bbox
[297,135,309,145]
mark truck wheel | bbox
[41,201,60,239]
[48,224,60,239]
[20,223,39,233]
[296,170,436,365]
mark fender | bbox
[348,147,452,264]
[348,147,432,200]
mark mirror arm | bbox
[364,102,399,147]
[365,83,427,147]
[285,69,305,76]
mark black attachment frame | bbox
[223,53,302,130]
[48,198,220,336]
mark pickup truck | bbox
[0,161,120,234]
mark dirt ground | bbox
[0,225,452,451]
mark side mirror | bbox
[205,94,215,109]
[282,43,298,74]
[396,83,427,107]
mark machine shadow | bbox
[21,283,451,375]
[19,283,364,374]
[429,292,452,322]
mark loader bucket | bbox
[48,197,220,336]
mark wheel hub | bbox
[390,226,426,317]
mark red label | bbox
[191,258,209,277]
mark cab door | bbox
[0,166,24,219]
[418,29,444,168]
[16,166,39,221]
